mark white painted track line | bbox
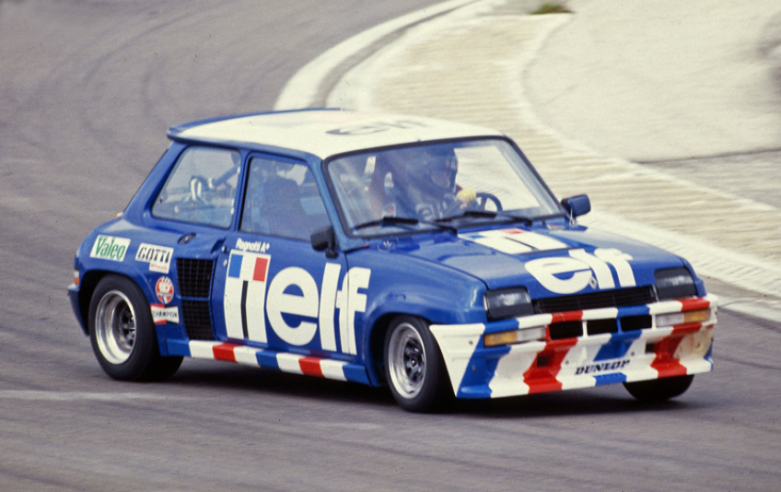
[274,0,479,110]
[275,1,781,323]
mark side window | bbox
[152,147,241,228]
[240,157,330,241]
[328,155,379,227]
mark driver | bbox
[402,146,475,221]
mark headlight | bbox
[656,308,711,327]
[484,326,546,347]
[484,287,534,320]
[655,267,697,300]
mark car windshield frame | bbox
[322,137,564,239]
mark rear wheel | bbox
[384,316,452,413]
[89,275,182,381]
[623,375,694,402]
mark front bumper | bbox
[68,283,88,334]
[430,295,717,399]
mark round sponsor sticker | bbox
[155,276,174,304]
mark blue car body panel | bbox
[70,110,715,399]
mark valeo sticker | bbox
[90,235,131,262]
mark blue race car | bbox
[69,109,716,412]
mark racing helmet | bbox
[406,146,458,193]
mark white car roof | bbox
[170,109,503,159]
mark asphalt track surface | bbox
[1,1,780,491]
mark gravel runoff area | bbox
[318,0,781,317]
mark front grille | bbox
[176,259,215,340]
[176,258,214,298]
[587,319,618,335]
[550,321,583,340]
[620,315,652,332]
[533,286,656,314]
[181,300,214,340]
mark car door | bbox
[211,154,356,358]
[147,145,242,342]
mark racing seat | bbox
[264,176,310,240]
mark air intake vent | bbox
[176,258,214,298]
[549,321,583,340]
[587,319,618,335]
[181,300,214,340]
[619,315,652,332]
[533,286,656,314]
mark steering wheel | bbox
[475,192,502,211]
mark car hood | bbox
[379,226,686,298]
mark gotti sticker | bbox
[151,304,179,325]
[135,243,174,273]
[155,276,174,304]
[90,235,130,262]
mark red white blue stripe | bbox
[430,294,717,399]
[169,340,371,385]
[224,251,271,342]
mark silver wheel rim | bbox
[388,323,426,399]
[95,290,136,364]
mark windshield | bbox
[326,139,562,236]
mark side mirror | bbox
[311,226,338,259]
[561,194,591,218]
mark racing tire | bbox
[623,375,694,402]
[384,316,453,413]
[88,275,183,382]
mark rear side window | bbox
[240,157,330,241]
[152,147,241,228]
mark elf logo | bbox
[223,251,370,355]
[525,248,635,294]
[90,235,130,262]
[326,119,427,136]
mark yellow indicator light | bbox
[683,308,711,324]
[73,270,80,286]
[484,331,519,347]
[484,327,546,347]
[656,308,710,327]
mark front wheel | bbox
[89,275,182,381]
[384,316,452,413]
[623,375,694,402]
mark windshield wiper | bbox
[436,210,536,225]
[353,216,420,231]
[496,212,534,225]
[420,220,457,233]
[436,210,497,223]
[436,210,573,227]
[354,215,458,234]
